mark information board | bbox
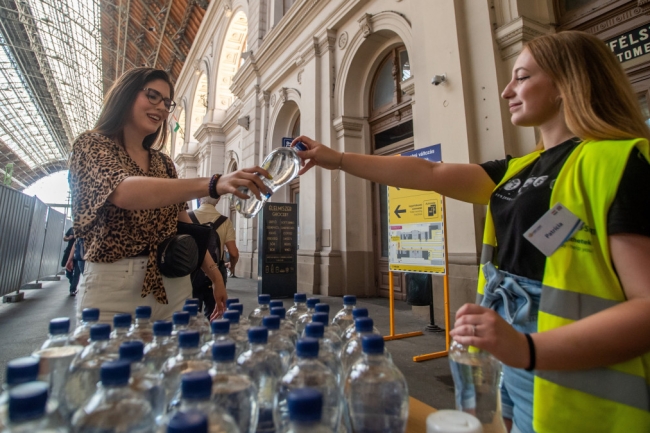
[387,144,446,274]
[257,202,298,298]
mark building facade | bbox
[168,0,650,325]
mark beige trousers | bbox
[77,257,191,324]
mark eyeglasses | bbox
[142,88,176,113]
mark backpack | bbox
[188,211,228,285]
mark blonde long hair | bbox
[525,31,650,145]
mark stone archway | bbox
[214,11,248,122]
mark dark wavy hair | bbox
[92,68,175,150]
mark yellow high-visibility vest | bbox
[477,138,650,432]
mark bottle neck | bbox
[213,360,237,373]
[134,318,151,327]
[173,324,188,333]
[112,327,129,337]
[179,347,201,356]
[250,342,268,351]
[180,398,210,412]
[212,333,228,342]
[152,334,172,344]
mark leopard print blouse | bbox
[69,132,186,304]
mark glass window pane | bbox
[373,60,396,110]
[380,184,388,258]
[374,120,414,150]
[400,50,411,82]
[564,0,596,11]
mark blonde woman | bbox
[293,31,650,433]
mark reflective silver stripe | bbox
[475,293,484,305]
[540,285,622,321]
[537,369,650,412]
[480,244,494,265]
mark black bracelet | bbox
[524,333,536,371]
[208,174,221,199]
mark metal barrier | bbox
[21,199,48,287]
[38,208,66,280]
[0,185,34,297]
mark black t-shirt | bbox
[480,138,650,281]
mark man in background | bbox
[62,227,77,296]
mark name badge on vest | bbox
[523,203,584,257]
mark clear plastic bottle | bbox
[119,341,165,420]
[341,308,379,344]
[108,313,133,354]
[0,357,41,431]
[345,335,409,433]
[233,142,308,218]
[171,312,191,345]
[163,372,239,433]
[286,388,335,433]
[199,319,232,359]
[163,410,208,433]
[269,300,284,310]
[209,341,258,433]
[41,318,71,349]
[341,317,381,374]
[4,382,66,433]
[161,331,213,410]
[295,298,319,335]
[71,308,100,346]
[71,360,155,432]
[144,321,177,373]
[310,313,343,355]
[276,338,341,433]
[286,294,308,325]
[225,298,239,309]
[448,341,507,433]
[236,327,283,433]
[228,304,251,331]
[127,307,154,344]
[303,323,343,385]
[222,311,249,357]
[262,315,295,373]
[270,307,299,345]
[183,305,211,343]
[248,295,271,327]
[62,323,117,420]
[332,296,356,334]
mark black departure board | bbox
[257,202,297,298]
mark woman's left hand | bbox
[207,269,227,321]
[450,303,530,368]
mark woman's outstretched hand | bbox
[217,167,272,200]
[291,135,343,175]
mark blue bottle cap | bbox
[262,315,280,330]
[230,303,244,315]
[167,411,208,433]
[314,303,329,313]
[288,388,323,423]
[270,307,286,319]
[294,293,307,303]
[222,310,240,324]
[6,357,40,386]
[135,306,152,319]
[296,338,319,358]
[210,319,230,335]
[311,312,329,325]
[119,341,144,362]
[362,334,385,355]
[185,298,200,305]
[49,317,70,335]
[355,317,374,333]
[258,294,271,305]
[81,308,100,322]
[181,371,212,400]
[113,313,132,329]
[100,360,130,386]
[306,297,319,309]
[8,382,48,422]
[343,295,357,305]
[269,300,284,308]
[211,341,236,363]
[173,311,190,326]
[294,141,308,152]
[153,320,173,336]
[90,323,111,341]
[305,322,324,339]
[178,331,201,348]
[225,298,239,307]
[352,308,369,319]
[248,326,268,344]
[183,304,199,317]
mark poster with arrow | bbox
[387,144,446,274]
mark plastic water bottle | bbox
[0,357,41,431]
[449,341,507,433]
[171,312,191,344]
[225,298,240,309]
[127,306,154,343]
[295,298,319,335]
[209,341,258,433]
[71,360,155,432]
[270,307,299,344]
[341,308,379,344]
[313,304,342,336]
[144,321,177,373]
[304,323,343,384]
[163,372,239,433]
[199,320,233,359]
[62,323,117,420]
[4,382,65,433]
[72,308,100,346]
[248,295,271,326]
[262,315,295,372]
[269,300,284,309]
[286,388,335,433]
[345,335,409,433]
[119,341,165,420]
[310,313,343,354]
[341,318,382,374]
[184,304,211,343]
[233,141,308,218]
[164,410,208,433]
[236,327,283,433]
[286,294,308,324]
[40,318,71,349]
[108,313,133,353]
[276,338,341,432]
[332,296,356,333]
[222,311,249,357]
[229,304,251,331]
[162,331,213,409]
